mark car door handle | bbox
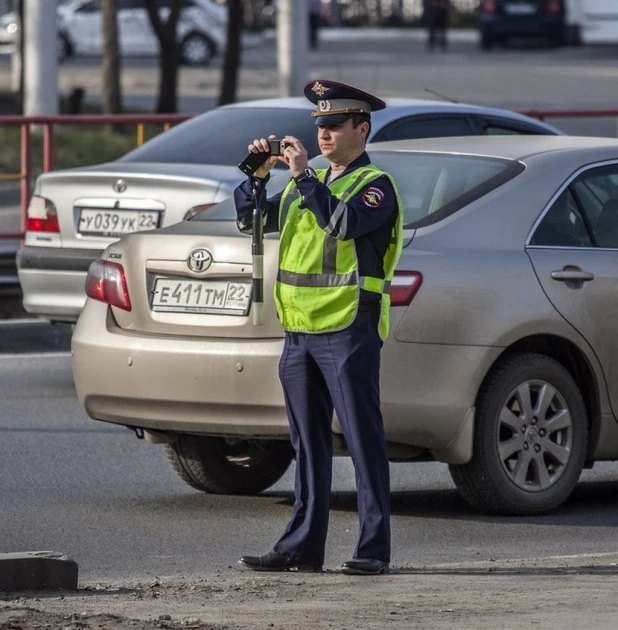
[550,270,595,282]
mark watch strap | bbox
[294,167,317,184]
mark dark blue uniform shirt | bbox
[234,152,398,304]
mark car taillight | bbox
[481,0,496,14]
[547,0,562,15]
[26,195,59,233]
[389,271,423,307]
[85,259,132,311]
[184,203,216,220]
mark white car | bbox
[0,0,228,66]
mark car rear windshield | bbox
[119,107,320,167]
[193,151,523,228]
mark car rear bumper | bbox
[72,300,290,436]
[16,246,101,322]
[17,268,87,322]
[73,301,503,462]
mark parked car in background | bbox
[479,0,567,49]
[72,135,618,515]
[16,98,561,324]
[569,0,618,45]
[0,0,70,60]
[0,0,228,66]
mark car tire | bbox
[180,32,215,66]
[165,434,294,494]
[449,353,588,515]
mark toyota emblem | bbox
[113,179,127,193]
[188,248,213,272]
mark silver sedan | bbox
[72,135,618,515]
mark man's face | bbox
[317,118,368,164]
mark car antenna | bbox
[423,87,459,103]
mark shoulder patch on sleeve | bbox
[362,186,385,208]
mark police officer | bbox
[235,80,403,576]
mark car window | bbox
[76,0,100,11]
[120,107,319,167]
[371,116,475,143]
[477,116,549,136]
[571,164,618,248]
[530,188,594,247]
[156,0,195,8]
[374,152,521,226]
[193,152,523,229]
[571,165,618,222]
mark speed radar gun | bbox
[237,140,290,327]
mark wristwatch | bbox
[294,167,317,185]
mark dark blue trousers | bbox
[273,305,391,565]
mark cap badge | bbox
[318,100,331,112]
[311,81,328,97]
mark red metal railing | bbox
[0,113,192,238]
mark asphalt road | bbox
[2,28,618,119]
[1,355,617,583]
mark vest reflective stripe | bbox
[325,199,348,237]
[359,276,391,294]
[277,269,356,287]
[322,234,338,274]
[275,165,403,338]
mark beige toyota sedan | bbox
[72,136,618,516]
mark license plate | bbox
[504,3,536,14]
[151,278,252,315]
[78,208,160,236]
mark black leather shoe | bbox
[341,558,389,575]
[238,551,322,573]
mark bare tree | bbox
[143,0,183,113]
[218,0,243,106]
[102,0,122,114]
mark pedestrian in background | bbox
[423,0,451,51]
[309,0,322,50]
[235,80,404,576]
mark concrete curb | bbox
[0,551,78,591]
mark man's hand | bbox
[247,136,280,179]
[282,136,309,178]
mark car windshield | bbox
[192,151,523,228]
[119,107,320,167]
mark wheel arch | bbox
[481,334,602,461]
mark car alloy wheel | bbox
[497,380,573,492]
[180,32,214,66]
[449,353,588,515]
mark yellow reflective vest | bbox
[274,165,403,340]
